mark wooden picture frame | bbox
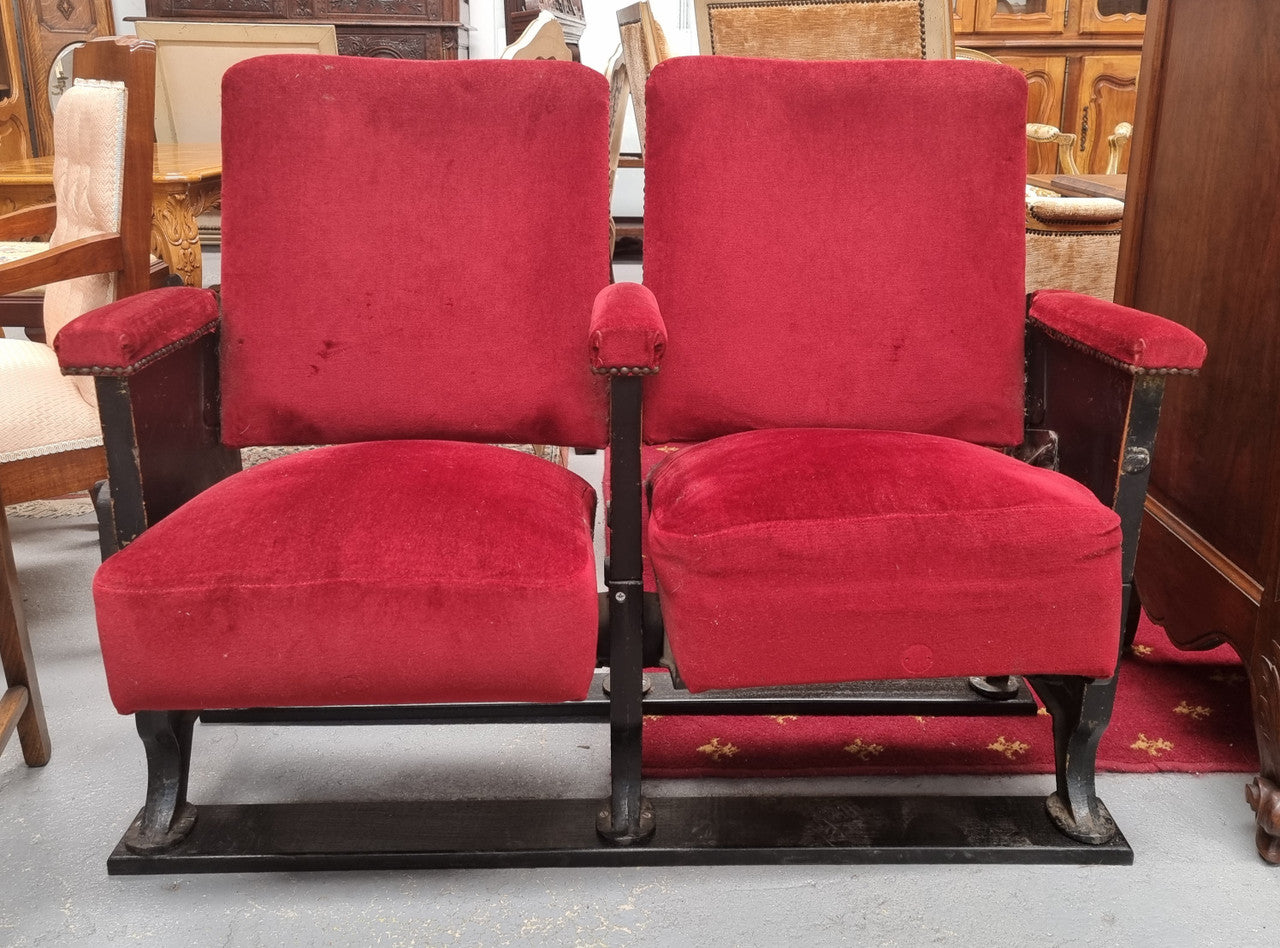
[133,20,338,144]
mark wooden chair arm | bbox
[0,233,124,296]
[0,202,57,240]
[1027,123,1081,176]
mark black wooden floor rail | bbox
[108,794,1132,873]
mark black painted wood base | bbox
[107,794,1131,873]
[197,673,1040,727]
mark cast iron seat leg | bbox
[968,675,1021,700]
[1028,673,1119,844]
[122,710,199,854]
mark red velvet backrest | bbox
[218,56,612,448]
[642,57,1028,446]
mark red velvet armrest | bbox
[590,282,667,376]
[1028,289,1207,373]
[54,286,220,377]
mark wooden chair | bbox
[500,9,573,60]
[0,483,47,768]
[1106,121,1133,174]
[0,36,156,772]
[958,46,1083,174]
[1025,194,1125,300]
[617,1,671,157]
[694,0,954,59]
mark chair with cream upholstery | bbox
[0,36,155,771]
[1025,193,1125,300]
[1107,121,1133,174]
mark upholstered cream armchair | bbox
[1025,193,1125,300]
[0,37,155,771]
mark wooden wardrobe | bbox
[1116,0,1280,864]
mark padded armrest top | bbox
[590,281,667,375]
[55,285,220,376]
[1029,289,1207,373]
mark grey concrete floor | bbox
[3,485,1279,947]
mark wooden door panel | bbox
[15,0,115,155]
[1071,52,1140,173]
[995,54,1066,173]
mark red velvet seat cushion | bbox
[93,441,600,713]
[646,429,1123,692]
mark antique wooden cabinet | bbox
[0,0,116,158]
[1115,0,1280,864]
[955,0,1143,173]
[0,4,34,163]
[142,0,470,60]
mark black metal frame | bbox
[91,307,1175,873]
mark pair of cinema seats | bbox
[52,53,1205,870]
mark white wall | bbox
[113,0,146,33]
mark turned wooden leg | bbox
[0,503,50,767]
[1245,635,1280,864]
[1029,673,1119,844]
[122,710,199,854]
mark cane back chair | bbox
[1,37,156,773]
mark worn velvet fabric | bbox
[647,429,1123,692]
[1029,289,1208,370]
[641,57,1028,446]
[54,286,219,373]
[590,282,667,372]
[218,56,612,449]
[92,441,601,713]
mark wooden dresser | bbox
[1115,0,1280,863]
[142,0,470,60]
[955,0,1144,174]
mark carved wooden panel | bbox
[973,0,1066,34]
[952,0,976,31]
[1078,0,1145,34]
[1072,53,1140,173]
[15,0,115,154]
[0,3,34,162]
[143,0,470,60]
[150,0,285,14]
[505,0,584,50]
[995,54,1066,174]
[337,26,465,58]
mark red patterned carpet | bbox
[642,613,1258,777]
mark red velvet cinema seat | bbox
[51,55,662,869]
[608,56,1207,856]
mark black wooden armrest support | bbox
[1025,321,1170,589]
[95,325,241,552]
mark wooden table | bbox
[1026,173,1127,201]
[0,143,221,288]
